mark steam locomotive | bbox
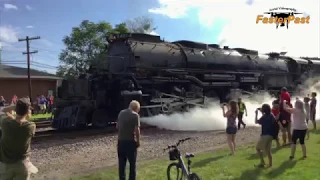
[52,33,320,130]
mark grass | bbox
[30,113,52,121]
[71,129,320,180]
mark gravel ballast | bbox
[30,127,262,180]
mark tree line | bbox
[56,16,156,78]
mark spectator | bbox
[221,100,238,155]
[304,96,311,140]
[272,100,282,148]
[25,96,31,104]
[11,95,18,105]
[38,95,47,114]
[0,98,37,179]
[0,96,5,107]
[304,96,311,124]
[310,92,317,130]
[35,95,41,114]
[46,95,54,114]
[279,87,292,146]
[117,100,141,180]
[283,99,308,160]
[45,95,50,114]
[237,97,247,130]
[255,104,277,168]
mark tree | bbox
[57,20,129,77]
[125,16,157,34]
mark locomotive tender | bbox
[52,33,320,130]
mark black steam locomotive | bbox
[52,33,320,130]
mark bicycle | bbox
[163,137,201,180]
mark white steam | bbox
[141,92,272,131]
[141,78,320,131]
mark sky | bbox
[0,0,319,74]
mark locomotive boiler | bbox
[52,33,319,130]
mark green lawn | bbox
[72,130,320,180]
[30,113,52,120]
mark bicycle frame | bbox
[165,137,198,180]
[177,153,192,178]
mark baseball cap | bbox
[16,98,32,110]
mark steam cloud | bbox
[141,78,320,131]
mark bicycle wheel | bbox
[189,172,201,180]
[167,162,183,180]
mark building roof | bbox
[0,64,61,80]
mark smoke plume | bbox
[141,78,320,131]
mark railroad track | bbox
[32,123,155,143]
[35,119,52,128]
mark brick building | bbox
[0,65,61,103]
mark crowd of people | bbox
[0,94,54,114]
[116,87,318,180]
[221,87,317,168]
[0,87,318,180]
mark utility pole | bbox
[18,36,40,103]
[0,47,2,64]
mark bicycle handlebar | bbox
[163,137,191,152]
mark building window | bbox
[48,90,53,96]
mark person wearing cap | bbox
[0,98,37,179]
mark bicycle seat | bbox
[185,153,195,158]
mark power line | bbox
[30,46,61,54]
[2,60,58,69]
[30,54,59,69]
[18,36,41,103]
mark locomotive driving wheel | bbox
[92,109,108,128]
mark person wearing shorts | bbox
[282,99,308,159]
[279,87,292,145]
[255,104,276,168]
[221,100,238,156]
[38,95,47,114]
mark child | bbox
[272,100,282,148]
[255,104,276,168]
[310,92,317,130]
[304,96,310,139]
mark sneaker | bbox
[289,156,294,160]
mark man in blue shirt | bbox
[39,95,47,114]
[255,104,276,168]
